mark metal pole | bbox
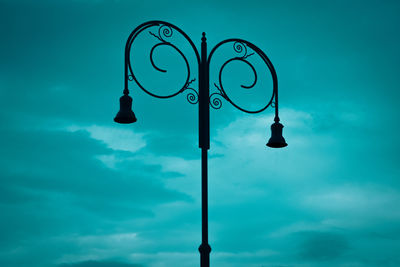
[198,32,211,267]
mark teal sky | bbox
[1,0,400,266]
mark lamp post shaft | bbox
[198,32,211,267]
[199,32,210,150]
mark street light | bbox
[114,20,287,267]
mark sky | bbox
[1,0,400,266]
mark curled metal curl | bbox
[233,41,247,57]
[210,92,223,109]
[149,43,169,73]
[228,57,258,89]
[209,83,226,109]
[185,88,199,104]
[181,78,198,104]
[159,25,173,41]
[208,38,277,114]
[124,21,200,100]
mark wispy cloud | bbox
[66,124,146,153]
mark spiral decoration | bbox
[158,25,173,41]
[125,21,200,101]
[124,21,277,114]
[233,41,247,57]
[209,92,223,109]
[181,78,198,104]
[185,88,199,104]
[207,38,277,114]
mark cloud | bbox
[66,124,146,153]
[0,126,191,266]
[302,185,400,222]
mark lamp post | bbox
[114,20,287,267]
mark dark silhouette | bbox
[114,94,137,124]
[114,20,287,267]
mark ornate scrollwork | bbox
[233,41,254,59]
[124,21,278,115]
[185,88,199,104]
[210,93,223,109]
[148,25,173,43]
[124,21,200,102]
[208,39,278,114]
[209,83,226,109]
[159,25,173,40]
[182,78,198,104]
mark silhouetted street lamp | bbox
[114,20,287,267]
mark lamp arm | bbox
[123,20,201,103]
[207,38,279,118]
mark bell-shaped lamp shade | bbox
[114,95,137,124]
[266,122,287,148]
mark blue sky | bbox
[1,0,400,266]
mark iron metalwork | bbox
[115,20,287,267]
